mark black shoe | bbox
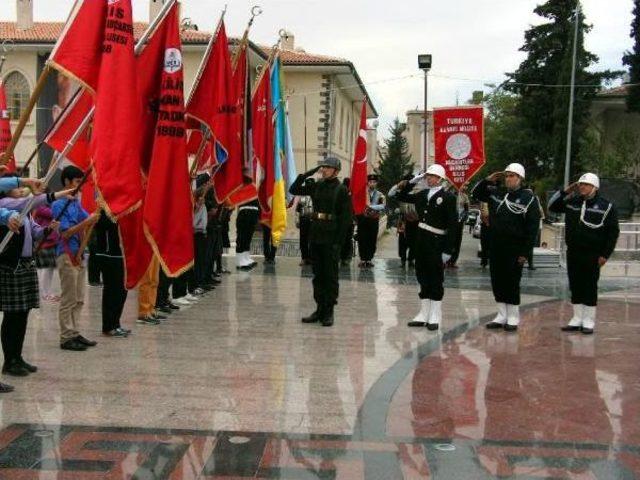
[167,302,180,310]
[426,323,439,331]
[0,382,14,393]
[486,322,504,330]
[18,358,37,373]
[88,281,103,287]
[321,314,334,327]
[2,360,30,377]
[210,278,222,285]
[407,321,427,327]
[581,328,594,335]
[561,325,582,332]
[302,310,321,323]
[61,339,87,351]
[75,335,97,347]
[157,304,172,314]
[528,266,536,271]
[137,316,160,326]
[504,324,518,332]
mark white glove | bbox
[442,253,451,264]
[409,172,426,185]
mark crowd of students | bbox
[0,167,232,394]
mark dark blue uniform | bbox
[548,191,619,306]
[472,179,541,306]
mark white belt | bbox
[418,223,445,235]
[239,206,259,211]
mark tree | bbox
[623,0,640,113]
[479,88,532,177]
[505,0,620,182]
[581,127,640,178]
[375,118,414,194]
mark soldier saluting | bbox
[290,157,352,327]
[395,164,457,330]
[548,173,619,334]
[471,163,541,331]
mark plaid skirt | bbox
[35,247,57,269]
[0,259,40,312]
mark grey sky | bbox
[1,0,634,134]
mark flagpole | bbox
[234,7,262,173]
[189,129,212,177]
[20,87,84,176]
[232,6,262,69]
[0,0,178,254]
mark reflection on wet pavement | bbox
[0,246,638,478]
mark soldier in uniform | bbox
[394,164,457,330]
[548,173,619,334]
[289,157,352,327]
[356,174,385,267]
[471,163,541,331]
[235,197,259,271]
[388,173,420,268]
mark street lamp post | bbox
[564,3,580,187]
[418,54,432,171]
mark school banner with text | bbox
[433,106,485,190]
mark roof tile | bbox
[0,21,345,65]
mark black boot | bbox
[2,359,30,377]
[18,358,37,373]
[321,305,334,327]
[302,307,322,323]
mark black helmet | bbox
[319,156,341,171]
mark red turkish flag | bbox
[186,21,242,203]
[44,90,93,170]
[80,176,97,214]
[225,41,255,207]
[49,0,143,218]
[251,69,274,223]
[118,206,150,288]
[0,83,17,172]
[433,106,485,190]
[138,2,193,277]
[42,90,95,213]
[350,102,368,215]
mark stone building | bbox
[1,0,378,181]
[591,84,640,179]
[402,109,434,173]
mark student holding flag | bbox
[53,166,99,351]
[0,177,72,387]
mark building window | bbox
[3,71,30,120]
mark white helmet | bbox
[578,172,600,189]
[425,164,447,180]
[504,163,525,179]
